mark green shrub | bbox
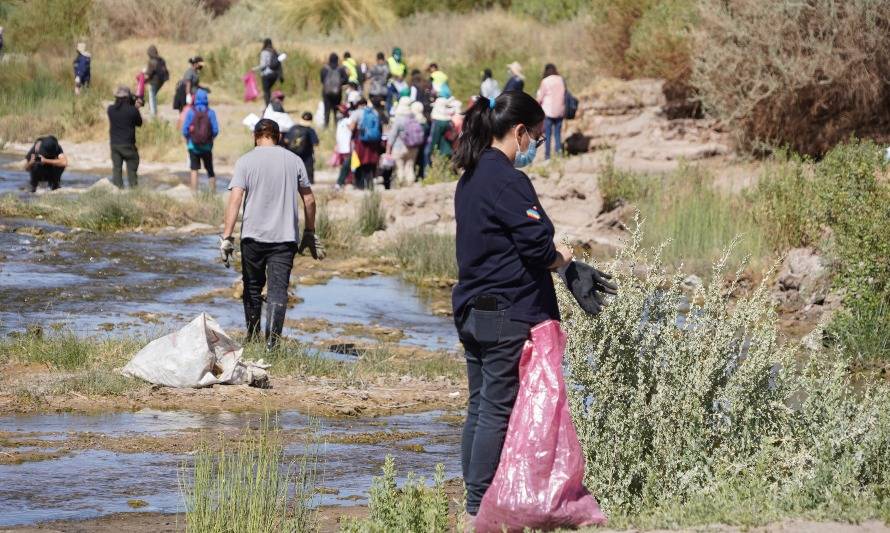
[562,227,890,524]
[89,0,213,41]
[183,415,319,532]
[357,190,387,236]
[748,150,821,251]
[424,156,458,185]
[388,230,457,284]
[278,0,396,35]
[814,141,890,359]
[341,456,450,533]
[314,199,357,251]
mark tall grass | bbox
[0,188,224,232]
[182,415,319,532]
[357,190,387,236]
[277,0,396,35]
[89,0,213,41]
[388,230,457,284]
[597,153,651,211]
[0,331,140,370]
[634,165,768,272]
[341,456,450,533]
[562,226,890,526]
[136,119,183,161]
[314,199,358,251]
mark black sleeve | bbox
[320,67,326,84]
[494,177,558,269]
[25,145,35,161]
[132,107,143,127]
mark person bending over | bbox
[25,136,67,193]
[220,119,325,351]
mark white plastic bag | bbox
[262,105,295,131]
[242,112,260,131]
[122,313,269,388]
[314,100,326,127]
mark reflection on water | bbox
[0,409,461,526]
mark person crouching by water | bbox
[25,136,67,193]
[451,91,616,521]
[220,119,325,351]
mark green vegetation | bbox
[632,165,768,273]
[183,416,319,532]
[424,156,459,185]
[341,456,450,533]
[597,153,651,211]
[0,188,224,232]
[561,227,890,526]
[357,190,387,236]
[136,119,182,161]
[388,230,457,284]
[751,140,890,360]
[314,199,358,251]
[279,0,395,35]
[0,331,139,370]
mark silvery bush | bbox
[561,226,890,521]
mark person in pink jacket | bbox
[535,63,566,160]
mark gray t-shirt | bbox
[229,146,310,243]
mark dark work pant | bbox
[262,74,277,106]
[323,93,341,128]
[240,238,298,332]
[336,156,350,187]
[29,168,63,192]
[110,144,139,188]
[188,150,215,177]
[457,305,531,515]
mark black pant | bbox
[457,303,531,515]
[110,144,139,188]
[323,93,341,128]
[188,150,215,177]
[262,74,277,106]
[240,238,297,341]
[355,164,375,190]
[29,167,63,192]
[299,155,314,184]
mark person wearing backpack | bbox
[284,112,320,184]
[145,45,169,117]
[386,96,424,186]
[321,53,348,128]
[348,98,382,190]
[181,89,220,193]
[255,38,283,107]
[535,63,566,160]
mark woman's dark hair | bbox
[328,52,339,66]
[483,68,492,79]
[376,52,385,61]
[263,38,273,49]
[543,63,558,78]
[452,90,545,173]
[344,51,351,59]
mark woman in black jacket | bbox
[451,91,615,520]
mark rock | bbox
[87,178,119,193]
[162,184,194,201]
[683,275,703,291]
[775,248,831,309]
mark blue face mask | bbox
[514,141,537,168]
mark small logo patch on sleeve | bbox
[526,206,541,220]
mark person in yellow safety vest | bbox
[428,63,448,94]
[343,51,359,85]
[387,47,407,79]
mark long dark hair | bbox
[452,90,544,173]
[543,63,558,78]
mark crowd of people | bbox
[28,40,574,199]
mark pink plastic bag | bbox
[242,71,259,102]
[475,320,607,533]
[135,72,146,99]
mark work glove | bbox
[562,261,618,316]
[298,229,325,260]
[219,236,235,268]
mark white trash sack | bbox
[122,313,270,388]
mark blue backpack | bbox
[359,108,382,143]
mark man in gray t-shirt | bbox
[221,119,324,350]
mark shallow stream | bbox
[0,409,461,526]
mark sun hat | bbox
[507,61,524,79]
[114,85,131,98]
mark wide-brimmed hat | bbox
[114,85,131,98]
[507,61,524,79]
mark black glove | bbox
[563,261,618,316]
[219,236,235,268]
[298,230,325,260]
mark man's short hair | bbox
[254,118,280,140]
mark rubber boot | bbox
[264,302,287,351]
[244,303,262,343]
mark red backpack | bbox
[190,110,213,145]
